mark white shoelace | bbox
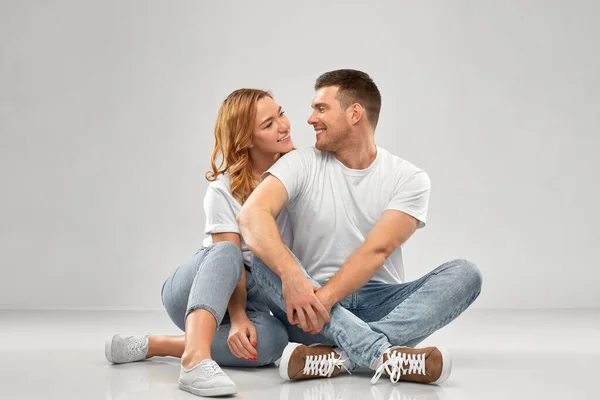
[125,337,147,358]
[303,353,350,377]
[371,347,427,384]
[200,360,224,378]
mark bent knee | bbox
[208,241,244,281]
[212,241,241,256]
[452,258,483,294]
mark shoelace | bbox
[303,353,350,377]
[371,347,426,384]
[200,360,224,378]
[125,337,147,358]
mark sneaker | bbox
[279,343,348,381]
[178,359,237,397]
[371,346,451,385]
[105,334,149,364]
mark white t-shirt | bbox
[264,146,430,284]
[202,174,293,266]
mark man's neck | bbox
[333,139,378,170]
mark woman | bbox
[104,89,295,397]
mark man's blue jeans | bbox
[251,254,482,370]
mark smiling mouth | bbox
[277,134,290,142]
[315,129,326,135]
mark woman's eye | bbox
[265,122,273,129]
[279,110,286,117]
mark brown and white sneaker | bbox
[279,343,349,380]
[371,346,451,385]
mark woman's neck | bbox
[249,150,281,181]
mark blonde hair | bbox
[205,89,280,205]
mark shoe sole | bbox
[179,382,237,397]
[432,346,452,384]
[279,342,302,380]
[104,334,117,364]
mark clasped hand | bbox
[282,273,332,334]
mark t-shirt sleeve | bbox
[261,150,309,206]
[203,185,240,235]
[385,171,431,228]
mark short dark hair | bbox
[315,69,381,129]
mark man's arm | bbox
[316,210,420,311]
[237,175,294,277]
[237,175,329,331]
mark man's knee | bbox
[452,258,483,295]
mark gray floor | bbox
[0,309,598,399]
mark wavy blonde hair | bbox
[206,89,284,205]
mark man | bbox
[237,69,482,385]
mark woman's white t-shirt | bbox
[202,174,293,266]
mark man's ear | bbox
[349,103,364,126]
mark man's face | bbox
[307,86,350,151]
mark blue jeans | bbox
[251,254,482,370]
[161,241,289,367]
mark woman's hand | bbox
[227,315,258,361]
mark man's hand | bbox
[227,315,258,361]
[282,272,330,334]
[301,288,336,335]
[315,287,336,317]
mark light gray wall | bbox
[1,0,598,309]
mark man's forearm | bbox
[237,208,299,278]
[320,246,387,305]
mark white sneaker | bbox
[105,334,149,364]
[178,359,237,397]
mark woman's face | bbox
[251,96,294,154]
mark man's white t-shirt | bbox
[202,174,293,266]
[264,147,430,284]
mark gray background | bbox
[1,0,598,310]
